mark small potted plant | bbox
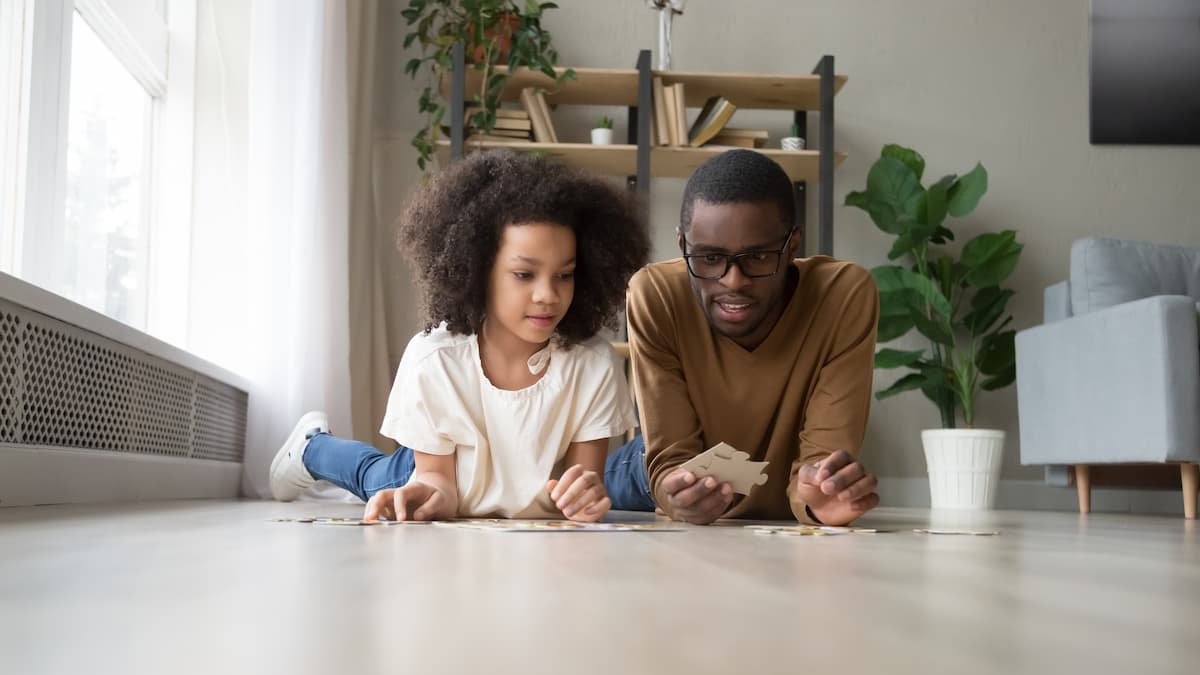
[780,122,804,151]
[402,0,574,171]
[845,144,1023,510]
[591,116,614,145]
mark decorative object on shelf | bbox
[646,0,686,70]
[780,122,804,151]
[402,0,574,170]
[845,144,1022,510]
[591,116,614,145]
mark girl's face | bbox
[485,222,577,349]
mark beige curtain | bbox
[346,0,410,452]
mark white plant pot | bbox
[591,128,613,145]
[921,429,1005,510]
[781,136,805,151]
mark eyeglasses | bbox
[681,230,795,280]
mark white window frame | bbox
[1,0,195,346]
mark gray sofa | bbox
[1015,237,1200,518]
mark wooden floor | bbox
[1,500,1197,675]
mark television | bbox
[1090,0,1200,145]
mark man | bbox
[605,149,880,525]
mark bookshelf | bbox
[439,47,845,255]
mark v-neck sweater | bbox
[626,257,879,521]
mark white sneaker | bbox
[269,411,330,501]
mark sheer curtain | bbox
[191,0,352,498]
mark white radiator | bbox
[0,272,247,506]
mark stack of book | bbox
[464,104,534,143]
[649,78,768,149]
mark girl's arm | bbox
[548,439,611,522]
[364,450,459,521]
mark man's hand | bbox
[660,467,733,525]
[792,450,879,525]
[547,464,611,523]
[363,481,454,522]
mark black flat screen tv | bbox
[1090,0,1200,145]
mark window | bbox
[0,0,195,344]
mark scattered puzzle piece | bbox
[679,442,769,495]
[912,528,998,536]
[746,524,887,536]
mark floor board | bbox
[1,501,1197,674]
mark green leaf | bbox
[911,310,953,346]
[864,157,923,232]
[981,367,1016,391]
[845,190,900,233]
[881,144,926,181]
[871,265,952,318]
[876,373,927,400]
[961,230,1023,287]
[947,162,988,217]
[405,57,423,77]
[964,287,1014,336]
[976,330,1016,376]
[929,225,954,244]
[875,348,927,369]
[922,176,953,229]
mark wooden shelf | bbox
[445,66,846,110]
[435,140,846,182]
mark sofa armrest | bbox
[1016,295,1200,465]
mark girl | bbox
[269,150,650,522]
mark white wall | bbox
[373,0,1200,484]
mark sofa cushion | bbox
[1070,237,1200,315]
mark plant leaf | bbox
[876,372,927,400]
[976,330,1016,375]
[911,310,954,346]
[947,162,988,217]
[871,265,952,318]
[863,157,923,232]
[875,348,927,369]
[981,367,1016,391]
[961,230,1023,288]
[964,286,1014,336]
[881,144,926,181]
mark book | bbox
[465,105,530,120]
[519,88,558,143]
[660,79,678,146]
[488,117,532,132]
[469,127,530,139]
[672,82,688,147]
[465,133,530,144]
[652,76,670,147]
[709,127,768,148]
[688,96,738,147]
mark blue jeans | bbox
[302,432,655,511]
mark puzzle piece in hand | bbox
[678,442,769,495]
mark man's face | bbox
[680,199,799,349]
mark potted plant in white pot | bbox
[591,116,614,145]
[845,144,1023,510]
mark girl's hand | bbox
[364,481,454,522]
[547,464,611,523]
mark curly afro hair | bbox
[398,150,650,346]
[680,149,796,234]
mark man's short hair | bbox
[679,149,796,233]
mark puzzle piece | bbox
[679,442,769,495]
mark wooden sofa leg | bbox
[1182,464,1199,520]
[1075,465,1091,514]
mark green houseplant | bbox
[402,0,575,171]
[845,144,1023,509]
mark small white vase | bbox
[781,136,805,151]
[921,429,1005,510]
[591,128,613,145]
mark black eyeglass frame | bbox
[680,229,797,281]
